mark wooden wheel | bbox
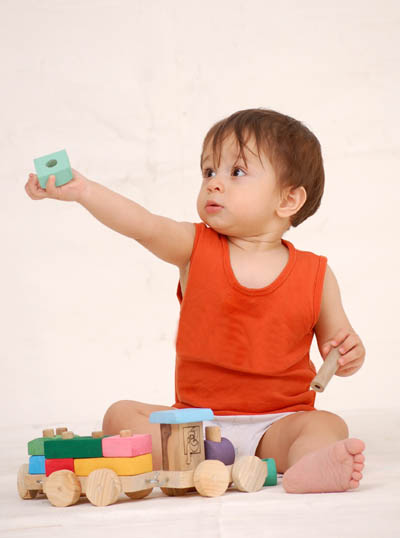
[232,456,267,492]
[17,464,38,500]
[44,470,81,507]
[125,488,153,499]
[86,468,122,506]
[160,487,192,496]
[193,460,229,497]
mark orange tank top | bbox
[174,223,327,415]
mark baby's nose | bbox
[207,176,224,192]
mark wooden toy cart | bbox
[17,408,277,507]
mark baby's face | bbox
[197,133,283,237]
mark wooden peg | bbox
[91,431,104,438]
[311,347,341,392]
[120,429,133,437]
[61,431,74,439]
[42,428,55,438]
[205,426,221,443]
[56,427,68,435]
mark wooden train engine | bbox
[17,408,277,507]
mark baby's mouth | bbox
[206,200,223,208]
[205,201,224,213]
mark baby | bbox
[25,108,366,493]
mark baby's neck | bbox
[226,234,289,289]
[227,233,284,254]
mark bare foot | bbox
[282,438,365,493]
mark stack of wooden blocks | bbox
[28,427,153,478]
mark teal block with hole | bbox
[33,149,73,189]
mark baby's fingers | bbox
[25,173,48,200]
[44,174,62,199]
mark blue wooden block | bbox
[29,455,45,475]
[34,149,73,189]
[149,408,215,424]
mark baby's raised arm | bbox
[25,169,195,268]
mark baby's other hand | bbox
[322,328,366,377]
[25,168,89,203]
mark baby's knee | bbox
[102,399,141,435]
[308,410,349,438]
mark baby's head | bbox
[197,108,324,236]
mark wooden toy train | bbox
[17,408,277,507]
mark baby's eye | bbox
[203,168,216,178]
[232,167,245,177]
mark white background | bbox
[1,0,399,428]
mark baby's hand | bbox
[322,329,366,377]
[25,168,89,203]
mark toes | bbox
[355,454,365,463]
[354,463,364,472]
[349,479,360,489]
[346,438,366,455]
[352,471,362,481]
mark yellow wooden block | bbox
[74,454,152,476]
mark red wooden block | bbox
[45,458,75,477]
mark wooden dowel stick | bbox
[205,426,221,443]
[311,347,341,392]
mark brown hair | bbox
[200,108,325,227]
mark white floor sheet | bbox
[1,409,399,538]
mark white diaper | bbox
[203,412,296,459]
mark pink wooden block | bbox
[102,434,152,457]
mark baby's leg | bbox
[102,400,176,469]
[255,410,365,493]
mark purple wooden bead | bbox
[204,437,235,465]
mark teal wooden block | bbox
[33,149,73,189]
[262,458,277,486]
[149,408,215,424]
[29,455,45,474]
[28,435,63,456]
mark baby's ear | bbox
[276,186,307,218]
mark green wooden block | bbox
[33,149,73,189]
[44,436,105,459]
[28,435,63,456]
